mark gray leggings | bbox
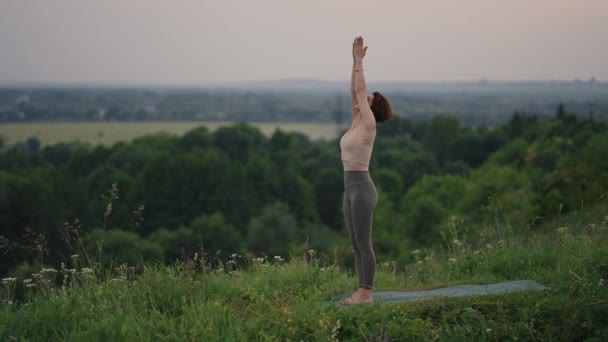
[343,171,377,290]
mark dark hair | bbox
[370,92,394,123]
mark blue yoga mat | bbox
[324,280,550,307]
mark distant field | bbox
[0,122,341,147]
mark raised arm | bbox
[350,60,358,122]
[352,36,376,129]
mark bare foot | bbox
[339,289,374,305]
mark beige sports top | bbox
[340,124,376,166]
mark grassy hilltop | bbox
[2,207,607,341]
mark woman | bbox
[340,36,393,305]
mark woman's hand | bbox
[352,36,368,61]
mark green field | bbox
[0,122,341,147]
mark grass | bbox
[2,212,608,342]
[0,121,341,147]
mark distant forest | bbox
[2,105,608,276]
[1,81,607,126]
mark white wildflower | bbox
[23,278,33,284]
[411,249,420,255]
[2,277,18,283]
[448,258,457,263]
[485,328,492,333]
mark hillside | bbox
[2,209,607,340]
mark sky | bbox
[1,0,607,86]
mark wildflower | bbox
[453,239,462,247]
[23,278,33,283]
[411,249,420,255]
[80,268,94,274]
[448,258,457,263]
[486,328,492,333]
[416,260,423,265]
[474,250,481,255]
[26,284,36,288]
[308,249,316,257]
[2,277,18,283]
[71,254,79,259]
[41,268,57,273]
[274,256,284,262]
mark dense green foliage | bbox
[1,211,607,341]
[1,105,607,277]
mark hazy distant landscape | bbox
[1,81,607,130]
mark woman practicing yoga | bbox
[340,36,393,305]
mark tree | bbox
[84,229,163,267]
[401,175,468,246]
[212,123,267,161]
[422,116,462,166]
[374,167,404,204]
[313,168,344,231]
[178,126,212,151]
[246,202,299,257]
[189,213,242,257]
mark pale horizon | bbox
[1,0,607,86]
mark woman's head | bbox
[368,92,394,123]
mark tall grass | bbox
[2,210,608,341]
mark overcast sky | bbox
[1,0,607,86]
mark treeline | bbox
[1,106,607,276]
[2,84,608,126]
